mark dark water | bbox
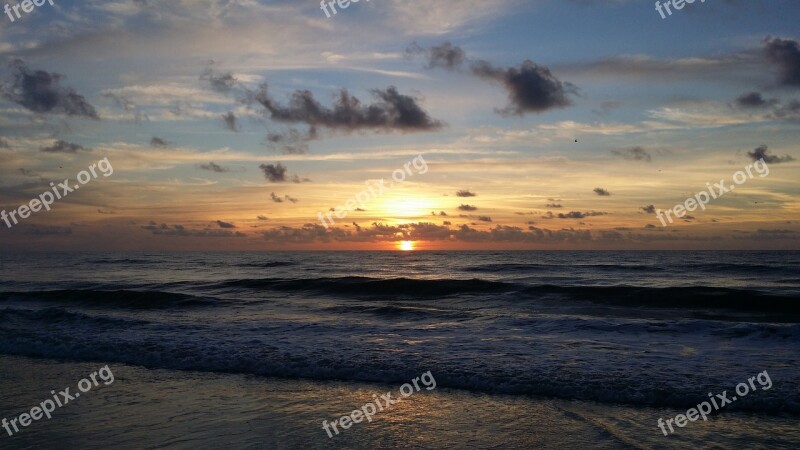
[1,251,798,414]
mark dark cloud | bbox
[251,84,443,132]
[291,174,312,184]
[200,62,237,93]
[770,100,800,121]
[642,205,656,214]
[41,140,88,153]
[456,190,476,197]
[270,192,284,203]
[545,203,562,208]
[257,215,269,221]
[3,61,98,119]
[556,211,608,219]
[199,161,229,173]
[141,222,245,238]
[216,220,236,229]
[407,41,466,70]
[266,127,316,155]
[18,168,38,177]
[458,204,478,211]
[611,146,652,162]
[764,37,800,87]
[259,163,287,182]
[477,216,492,222]
[222,111,239,132]
[259,222,600,244]
[593,187,611,196]
[410,42,576,115]
[747,145,795,164]
[734,92,777,109]
[150,137,169,147]
[471,60,576,115]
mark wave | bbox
[519,285,800,314]
[220,277,512,297]
[234,261,296,268]
[86,258,156,265]
[0,290,218,309]
[464,263,665,273]
[216,276,800,314]
[1,328,796,415]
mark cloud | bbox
[259,163,287,182]
[477,216,492,222]
[458,204,478,211]
[734,92,777,109]
[642,205,656,214]
[593,187,611,196]
[259,222,604,244]
[222,111,238,132]
[747,145,795,164]
[200,61,237,93]
[257,215,269,221]
[199,161,229,173]
[150,137,169,147]
[472,60,576,115]
[409,41,466,69]
[410,42,576,115]
[216,220,236,229]
[611,146,651,162]
[545,203,562,208]
[41,140,89,153]
[141,222,245,238]
[764,37,800,87]
[251,84,443,133]
[456,190,476,197]
[3,61,98,119]
[270,192,284,203]
[556,211,608,219]
[266,127,316,155]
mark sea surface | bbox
[1,251,799,448]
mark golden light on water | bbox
[399,241,415,251]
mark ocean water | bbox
[1,251,799,448]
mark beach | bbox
[1,251,799,448]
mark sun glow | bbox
[399,240,415,251]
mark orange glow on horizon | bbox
[399,241,415,251]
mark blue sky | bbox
[0,0,798,250]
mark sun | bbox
[399,240,415,251]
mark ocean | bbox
[1,251,799,448]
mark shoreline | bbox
[2,355,798,449]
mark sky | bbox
[0,0,798,251]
